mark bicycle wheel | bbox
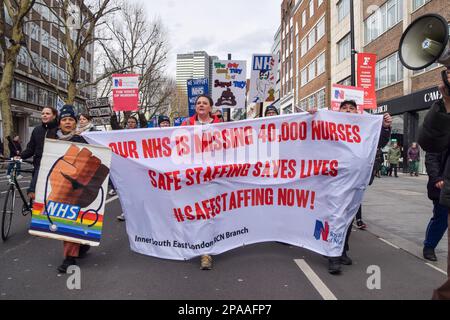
[2,185,16,241]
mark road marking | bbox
[294,259,337,300]
[378,238,400,249]
[106,195,119,204]
[425,263,448,276]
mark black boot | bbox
[58,257,77,273]
[79,245,91,258]
[328,257,341,275]
[423,247,437,261]
[340,252,353,265]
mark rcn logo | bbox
[314,220,329,241]
[114,79,123,88]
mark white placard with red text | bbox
[84,111,382,260]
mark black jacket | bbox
[419,100,450,208]
[21,120,58,168]
[425,149,450,201]
[8,140,22,158]
[369,126,391,185]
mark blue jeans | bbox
[7,162,21,176]
[424,201,449,249]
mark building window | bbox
[301,69,308,87]
[308,61,316,81]
[337,33,351,64]
[318,0,323,6]
[309,0,314,18]
[317,17,325,40]
[317,52,325,75]
[337,0,350,22]
[301,38,307,57]
[27,84,39,104]
[364,0,403,45]
[41,58,49,76]
[302,11,306,28]
[14,80,27,101]
[375,52,403,90]
[17,47,29,67]
[50,63,58,79]
[41,29,49,47]
[4,4,13,25]
[413,0,431,11]
[308,95,315,109]
[339,77,352,86]
[39,88,48,106]
[308,28,316,50]
[30,24,40,41]
[317,89,326,109]
[30,51,40,70]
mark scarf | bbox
[76,122,94,135]
[57,130,75,141]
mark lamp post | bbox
[350,0,357,86]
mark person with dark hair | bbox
[76,113,96,135]
[265,106,279,117]
[419,70,450,300]
[158,115,171,128]
[182,95,221,126]
[181,94,220,270]
[6,134,23,179]
[423,149,449,262]
[20,106,58,200]
[309,100,392,274]
[110,112,147,130]
[53,105,92,273]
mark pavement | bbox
[0,170,448,300]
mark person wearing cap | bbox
[265,106,279,117]
[54,105,91,273]
[158,115,171,128]
[309,100,392,275]
[20,106,59,200]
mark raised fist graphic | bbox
[47,145,109,208]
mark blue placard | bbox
[187,78,209,117]
[174,117,188,127]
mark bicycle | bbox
[1,159,34,241]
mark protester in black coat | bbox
[20,107,58,197]
[418,70,450,300]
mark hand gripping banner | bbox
[84,111,382,259]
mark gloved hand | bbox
[48,144,109,208]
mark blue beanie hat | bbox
[158,115,171,126]
[59,105,77,122]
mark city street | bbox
[0,168,447,300]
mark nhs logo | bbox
[45,201,81,221]
[314,220,329,241]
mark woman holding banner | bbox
[54,105,92,273]
[182,95,221,126]
[181,95,221,270]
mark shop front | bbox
[373,86,443,174]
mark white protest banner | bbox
[29,139,111,246]
[212,60,247,109]
[331,84,365,113]
[249,54,278,104]
[84,111,382,260]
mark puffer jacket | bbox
[419,100,450,208]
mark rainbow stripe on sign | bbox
[29,202,103,243]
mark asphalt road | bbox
[0,170,447,300]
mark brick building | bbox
[280,0,330,115]
[0,0,94,144]
[361,0,449,173]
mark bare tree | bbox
[0,0,35,153]
[97,2,172,122]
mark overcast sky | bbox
[138,0,281,78]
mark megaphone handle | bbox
[442,68,450,96]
